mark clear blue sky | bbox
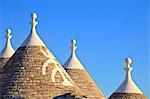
[0,0,149,98]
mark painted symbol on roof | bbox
[40,49,74,86]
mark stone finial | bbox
[70,39,77,52]
[125,57,132,65]
[71,39,76,46]
[6,28,11,35]
[63,39,85,70]
[31,13,37,19]
[124,57,133,72]
[114,57,143,94]
[0,28,15,58]
[5,29,12,45]
[30,13,38,33]
[21,13,46,47]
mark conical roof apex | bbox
[63,39,85,70]
[0,29,15,58]
[114,58,143,94]
[63,39,105,98]
[21,13,46,47]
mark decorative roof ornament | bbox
[114,57,143,94]
[63,39,105,98]
[21,13,46,47]
[63,39,85,70]
[0,29,15,58]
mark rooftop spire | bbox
[0,29,15,58]
[71,39,77,55]
[124,58,133,76]
[63,39,85,70]
[21,13,46,47]
[30,13,38,34]
[115,57,143,94]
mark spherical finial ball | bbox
[71,39,76,45]
[6,29,11,34]
[31,13,37,19]
[125,57,132,65]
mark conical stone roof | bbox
[0,29,15,72]
[1,13,85,99]
[63,39,105,99]
[109,58,147,99]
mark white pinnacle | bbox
[0,29,15,58]
[63,39,85,70]
[115,57,143,94]
[21,13,46,47]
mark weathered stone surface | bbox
[66,69,105,99]
[1,46,85,99]
[0,58,10,97]
[0,58,9,73]
[109,93,147,99]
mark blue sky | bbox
[0,0,149,98]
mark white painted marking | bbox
[40,49,74,86]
